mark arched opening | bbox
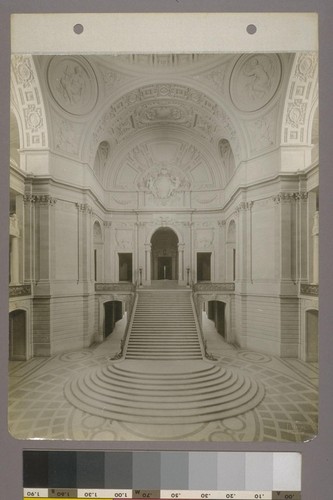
[9,309,27,360]
[151,227,178,281]
[93,141,110,181]
[104,301,124,338]
[306,309,318,362]
[219,138,236,185]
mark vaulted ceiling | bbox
[10,52,318,193]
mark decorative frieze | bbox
[11,55,48,148]
[300,283,318,296]
[12,56,35,88]
[24,104,43,133]
[282,52,318,145]
[9,284,32,297]
[23,194,57,205]
[95,283,135,292]
[273,192,308,204]
[295,53,317,82]
[193,282,235,293]
[35,195,57,206]
[286,100,307,128]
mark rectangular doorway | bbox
[158,256,172,280]
[118,253,132,282]
[197,252,211,281]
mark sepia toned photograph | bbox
[8,27,318,441]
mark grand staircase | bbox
[65,285,265,424]
[125,290,203,360]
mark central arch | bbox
[151,227,179,281]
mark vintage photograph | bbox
[8,49,318,441]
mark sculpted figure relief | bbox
[230,54,281,112]
[48,57,97,115]
[243,57,271,101]
[57,65,86,105]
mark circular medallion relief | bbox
[48,56,98,115]
[230,54,281,112]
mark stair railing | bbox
[189,292,208,359]
[110,286,139,360]
[190,286,218,361]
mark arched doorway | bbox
[306,309,318,362]
[9,309,27,360]
[104,301,123,338]
[151,228,178,281]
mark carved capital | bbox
[294,191,308,201]
[235,201,253,213]
[76,203,93,214]
[35,195,57,206]
[218,220,226,227]
[103,221,112,228]
[273,192,296,204]
[23,194,36,204]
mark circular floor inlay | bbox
[238,351,271,363]
[64,359,265,425]
[59,351,93,362]
[83,415,106,429]
[222,417,245,431]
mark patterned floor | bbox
[8,315,318,442]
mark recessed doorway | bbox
[9,309,27,360]
[118,253,132,282]
[151,228,178,280]
[197,252,211,281]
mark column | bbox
[104,221,112,282]
[178,243,185,283]
[35,195,57,285]
[235,201,252,289]
[273,193,295,282]
[312,211,319,284]
[217,220,226,282]
[9,214,20,284]
[144,243,151,284]
[76,203,93,290]
[23,195,35,283]
[295,192,309,282]
[10,236,20,284]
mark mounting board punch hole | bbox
[246,24,257,34]
[73,23,84,35]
